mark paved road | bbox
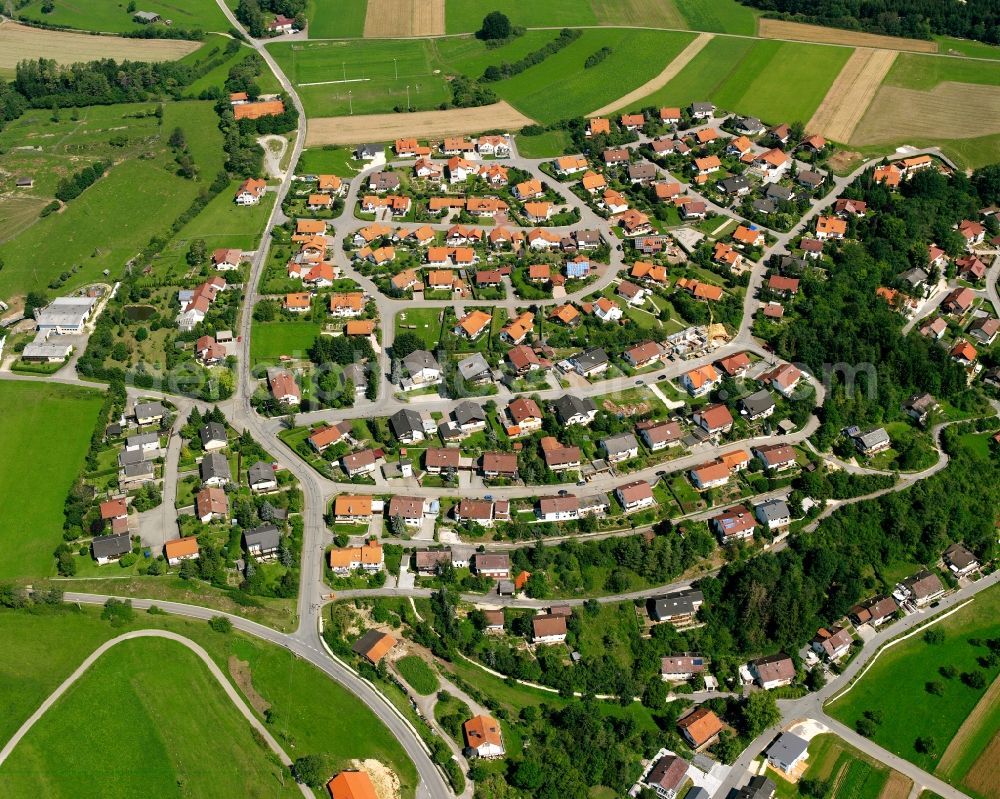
[0,628,312,798]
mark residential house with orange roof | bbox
[351,629,396,664]
[587,118,611,137]
[550,303,580,326]
[164,536,199,565]
[677,707,723,749]
[329,538,383,573]
[553,154,588,175]
[815,216,847,240]
[659,107,681,124]
[235,177,266,205]
[681,364,720,397]
[523,201,554,222]
[581,170,607,193]
[327,770,378,799]
[733,225,764,248]
[513,178,543,200]
[333,495,373,524]
[285,292,312,313]
[317,174,343,194]
[693,155,721,175]
[873,163,902,187]
[713,241,742,269]
[502,311,535,345]
[455,310,492,340]
[328,292,364,318]
[464,715,505,758]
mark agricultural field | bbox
[0,19,199,70]
[308,0,368,38]
[0,636,301,798]
[16,0,229,34]
[827,584,1000,779]
[445,0,597,34]
[934,37,1000,61]
[432,29,561,78]
[881,53,1000,90]
[250,320,323,366]
[485,29,697,123]
[514,128,574,158]
[756,18,937,52]
[640,37,850,124]
[806,48,898,143]
[267,38,451,117]
[0,607,420,798]
[0,100,224,300]
[363,0,445,38]
[674,0,758,35]
[0,382,104,580]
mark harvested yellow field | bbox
[0,19,199,70]
[758,19,937,53]
[876,771,912,799]
[363,0,445,37]
[850,81,1000,144]
[807,48,897,142]
[306,101,534,145]
[591,32,714,116]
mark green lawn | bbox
[639,37,850,123]
[488,29,696,123]
[396,655,440,695]
[396,308,444,349]
[250,320,323,365]
[297,146,372,175]
[884,53,1000,90]
[17,0,229,33]
[827,584,1000,773]
[0,636,300,798]
[267,38,451,117]
[308,0,368,38]
[0,606,419,798]
[0,382,103,580]
[0,101,224,298]
[515,129,574,158]
[573,603,639,671]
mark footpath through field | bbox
[0,629,312,798]
[588,31,714,116]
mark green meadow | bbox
[883,53,1000,90]
[251,320,323,365]
[308,0,368,38]
[17,0,229,33]
[0,382,104,580]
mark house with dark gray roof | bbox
[457,352,492,385]
[766,732,809,773]
[390,408,426,443]
[552,395,598,426]
[92,532,132,565]
[199,452,231,486]
[720,176,751,196]
[648,588,704,623]
[765,183,793,203]
[199,422,227,451]
[453,401,487,432]
[243,524,280,559]
[570,347,609,377]
[601,432,639,463]
[739,389,775,420]
[248,461,277,492]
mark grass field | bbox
[0,607,419,798]
[827,584,1000,775]
[396,655,440,695]
[297,145,372,175]
[0,101,224,299]
[251,321,323,365]
[268,38,451,117]
[515,129,574,158]
[17,0,229,33]
[151,181,275,280]
[432,29,560,78]
[0,382,103,580]
[395,308,443,349]
[485,29,696,123]
[309,0,368,38]
[182,36,283,97]
[674,0,758,35]
[445,0,597,33]
[639,37,850,123]
[0,637,300,798]
[935,37,1000,61]
[0,19,199,70]
[882,53,1000,90]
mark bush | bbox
[923,627,945,645]
[478,11,512,40]
[209,615,233,633]
[584,47,612,68]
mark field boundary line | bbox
[0,629,312,798]
[936,671,1000,776]
[807,48,898,142]
[827,598,973,704]
[589,31,714,116]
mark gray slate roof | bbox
[200,452,231,482]
[92,533,131,560]
[248,461,275,486]
[199,422,227,447]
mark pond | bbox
[124,304,156,321]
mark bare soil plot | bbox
[227,656,271,715]
[877,771,913,799]
[590,32,714,116]
[305,101,533,145]
[850,81,1000,144]
[937,672,1000,776]
[807,48,897,142]
[758,19,937,53]
[0,19,199,69]
[962,730,1000,799]
[363,0,445,37]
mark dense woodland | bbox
[766,167,996,448]
[739,0,1000,44]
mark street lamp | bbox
[342,62,346,82]
[406,84,410,110]
[348,90,353,115]
[393,58,398,80]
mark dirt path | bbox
[0,630,311,799]
[305,102,535,146]
[936,671,1000,776]
[806,48,897,142]
[757,19,937,52]
[589,32,715,116]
